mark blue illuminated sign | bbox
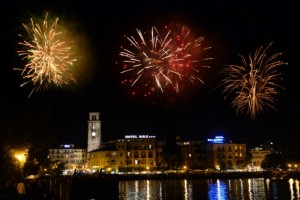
[207,136,225,143]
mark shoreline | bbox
[87,170,300,181]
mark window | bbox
[134,151,139,158]
[149,159,154,166]
[141,151,146,158]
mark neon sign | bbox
[125,135,156,139]
[207,136,225,143]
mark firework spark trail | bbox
[168,29,213,87]
[15,12,76,97]
[119,26,212,97]
[120,26,174,95]
[219,42,287,119]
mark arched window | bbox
[134,151,139,158]
[149,159,154,166]
[141,151,146,158]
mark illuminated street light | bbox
[11,148,28,176]
[15,153,26,165]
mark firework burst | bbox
[167,25,213,93]
[119,25,212,97]
[15,12,77,97]
[219,42,287,119]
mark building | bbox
[176,137,204,169]
[87,134,165,173]
[250,140,275,170]
[48,144,87,174]
[87,112,102,152]
[177,136,247,170]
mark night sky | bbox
[1,1,299,150]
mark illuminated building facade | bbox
[87,135,165,173]
[48,144,87,174]
[250,147,272,170]
[177,136,247,170]
[250,141,275,170]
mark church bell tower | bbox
[87,112,101,152]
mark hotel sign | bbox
[207,136,225,143]
[125,135,156,139]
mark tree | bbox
[261,153,286,171]
[23,142,51,176]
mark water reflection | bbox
[208,179,227,200]
[289,178,300,200]
[184,179,193,200]
[296,179,300,199]
[119,178,300,199]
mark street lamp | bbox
[15,153,26,165]
[12,149,28,176]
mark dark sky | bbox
[1,0,299,149]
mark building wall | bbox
[178,140,247,170]
[211,143,246,170]
[87,138,165,173]
[48,144,87,173]
[250,148,272,169]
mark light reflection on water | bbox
[119,178,300,199]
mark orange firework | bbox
[15,12,77,97]
[219,42,287,119]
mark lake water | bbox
[118,178,300,199]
